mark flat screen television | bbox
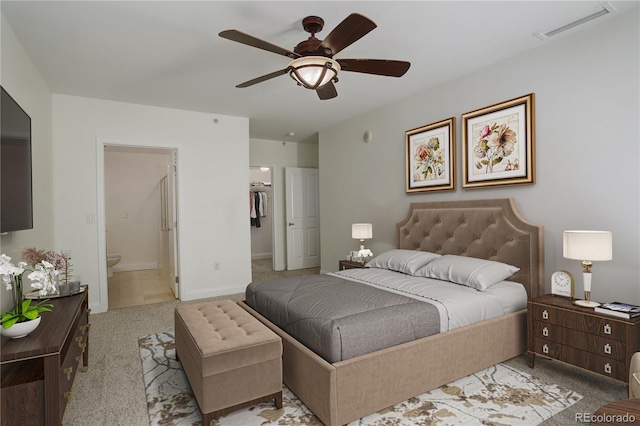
[1,86,33,233]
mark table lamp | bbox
[352,223,373,260]
[563,230,612,307]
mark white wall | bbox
[52,95,250,312]
[105,148,172,271]
[0,16,54,312]
[250,138,318,270]
[319,13,640,303]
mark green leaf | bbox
[2,317,19,329]
[21,299,32,312]
[23,310,38,320]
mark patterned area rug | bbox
[139,332,582,425]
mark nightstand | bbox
[338,260,366,271]
[528,294,640,382]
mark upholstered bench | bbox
[175,300,282,425]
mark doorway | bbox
[250,166,275,275]
[97,142,180,311]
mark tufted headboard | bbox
[396,198,544,299]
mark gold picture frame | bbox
[462,93,535,188]
[405,117,455,193]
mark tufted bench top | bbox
[175,299,281,376]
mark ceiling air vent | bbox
[534,3,616,40]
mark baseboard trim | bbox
[113,262,158,272]
[251,252,273,260]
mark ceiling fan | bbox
[219,13,411,100]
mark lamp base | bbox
[573,299,600,308]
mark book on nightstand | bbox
[595,301,640,319]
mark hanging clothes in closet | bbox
[250,190,268,228]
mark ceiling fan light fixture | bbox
[288,56,340,90]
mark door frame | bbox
[96,138,182,312]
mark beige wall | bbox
[319,12,640,303]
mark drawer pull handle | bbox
[63,367,73,380]
[604,363,612,374]
[542,327,549,337]
[542,344,549,354]
[604,343,612,355]
[75,355,82,364]
[78,342,86,350]
[64,391,72,402]
[75,336,82,343]
[542,310,549,320]
[604,324,611,335]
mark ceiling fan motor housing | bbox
[296,16,332,57]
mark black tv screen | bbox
[1,86,33,233]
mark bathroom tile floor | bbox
[107,269,176,310]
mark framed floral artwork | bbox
[462,93,535,188]
[405,117,455,193]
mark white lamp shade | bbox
[288,56,340,89]
[563,230,612,261]
[352,223,373,240]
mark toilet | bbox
[106,254,121,278]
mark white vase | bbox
[0,316,41,339]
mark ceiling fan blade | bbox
[219,29,300,59]
[336,59,411,77]
[319,13,377,56]
[317,82,338,100]
[236,68,290,88]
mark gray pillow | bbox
[415,254,519,290]
[366,249,440,275]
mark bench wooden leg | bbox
[202,412,212,426]
[274,391,283,409]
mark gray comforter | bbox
[245,274,440,363]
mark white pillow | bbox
[415,254,519,290]
[366,249,440,275]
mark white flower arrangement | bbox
[358,249,374,261]
[0,254,58,296]
[0,254,57,329]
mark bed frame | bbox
[239,198,544,425]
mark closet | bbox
[250,167,273,260]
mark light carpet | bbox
[139,332,582,426]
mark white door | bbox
[169,151,180,297]
[285,167,320,270]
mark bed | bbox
[239,198,544,425]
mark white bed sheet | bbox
[329,267,527,332]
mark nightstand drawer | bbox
[532,321,625,360]
[532,337,625,381]
[531,304,625,340]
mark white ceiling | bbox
[2,1,637,143]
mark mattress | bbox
[245,274,440,363]
[245,268,527,363]
[330,267,528,332]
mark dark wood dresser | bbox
[1,287,90,425]
[528,294,640,382]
